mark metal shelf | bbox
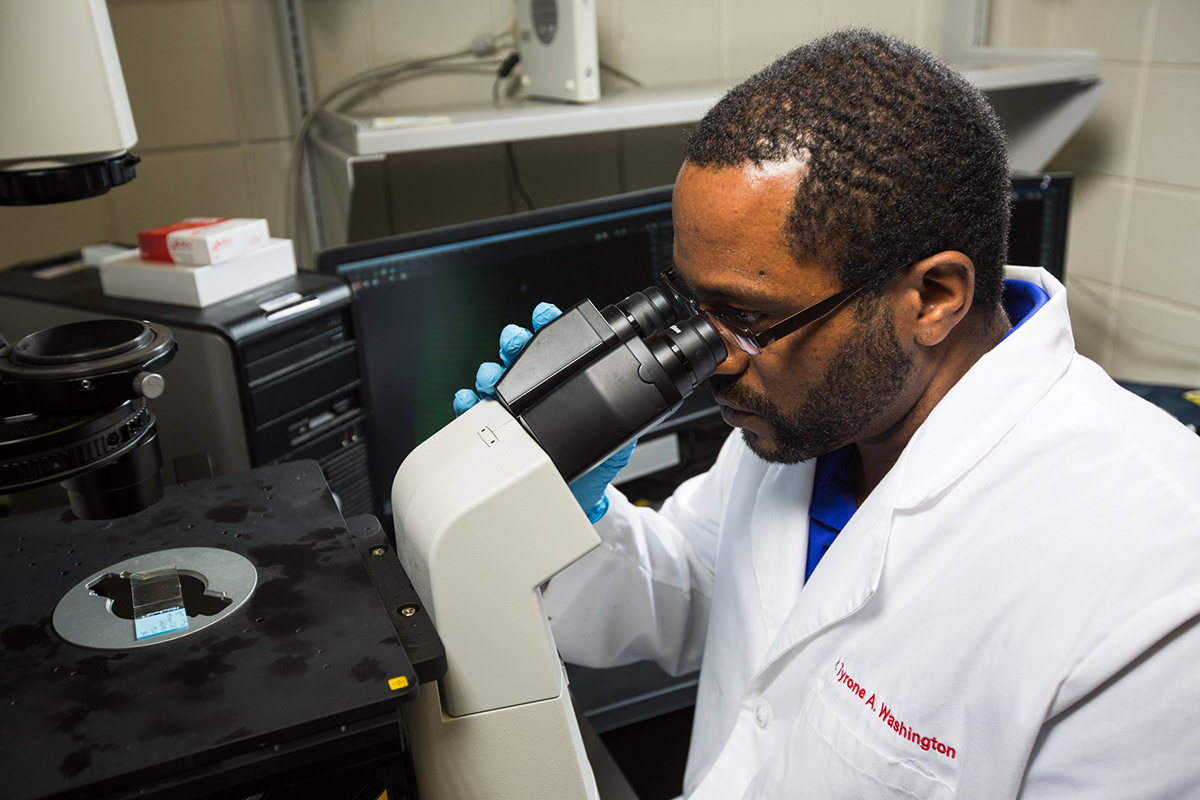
[309,57,1102,249]
[316,82,724,156]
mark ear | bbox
[897,251,975,347]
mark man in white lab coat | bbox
[463,28,1200,799]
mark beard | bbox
[708,301,914,464]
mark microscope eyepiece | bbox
[497,284,727,484]
[643,316,727,397]
[600,287,678,340]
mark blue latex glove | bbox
[452,301,636,523]
[452,302,560,415]
[569,438,635,523]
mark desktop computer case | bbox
[0,261,375,519]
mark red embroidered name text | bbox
[834,660,957,760]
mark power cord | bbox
[491,52,536,210]
[286,30,514,255]
[492,51,522,104]
[289,28,648,244]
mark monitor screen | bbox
[317,185,703,524]
[318,174,1074,525]
[1008,172,1072,282]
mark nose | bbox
[711,325,750,375]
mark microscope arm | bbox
[393,400,602,800]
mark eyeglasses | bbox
[659,265,881,356]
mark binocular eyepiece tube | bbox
[598,288,678,342]
[495,285,727,484]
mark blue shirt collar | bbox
[1001,278,1050,339]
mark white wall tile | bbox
[107,148,256,241]
[245,142,293,242]
[1051,64,1141,178]
[825,0,919,43]
[1121,184,1200,307]
[1054,0,1152,62]
[367,0,498,65]
[724,0,830,80]
[986,0,1058,48]
[0,196,115,269]
[1153,0,1200,65]
[596,0,617,64]
[1107,290,1200,385]
[227,0,296,140]
[912,0,947,53]
[307,0,509,113]
[1135,66,1200,189]
[1056,173,1128,284]
[304,0,374,102]
[1064,276,1118,370]
[495,0,520,35]
[608,0,723,85]
[108,0,242,149]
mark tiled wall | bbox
[989,0,1200,384]
[309,0,945,235]
[1,0,295,272]
[1,0,1197,385]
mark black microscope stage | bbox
[0,460,436,800]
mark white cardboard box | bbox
[99,238,296,307]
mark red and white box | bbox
[137,217,270,265]
[99,238,297,308]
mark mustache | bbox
[708,375,776,417]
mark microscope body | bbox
[393,399,601,800]
[391,287,725,799]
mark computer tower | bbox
[0,257,375,519]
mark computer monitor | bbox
[318,174,1074,525]
[317,185,710,525]
[1008,172,1072,282]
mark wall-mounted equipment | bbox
[516,0,600,103]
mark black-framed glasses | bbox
[659,265,882,356]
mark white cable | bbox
[286,30,514,253]
[289,62,501,237]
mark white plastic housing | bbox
[516,0,600,103]
[0,0,137,170]
[392,400,601,799]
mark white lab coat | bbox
[544,267,1200,798]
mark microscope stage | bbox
[0,460,417,800]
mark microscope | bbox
[0,317,440,800]
[0,0,139,206]
[393,287,725,799]
[1,4,729,795]
[0,282,724,799]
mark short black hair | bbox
[685,29,1011,313]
